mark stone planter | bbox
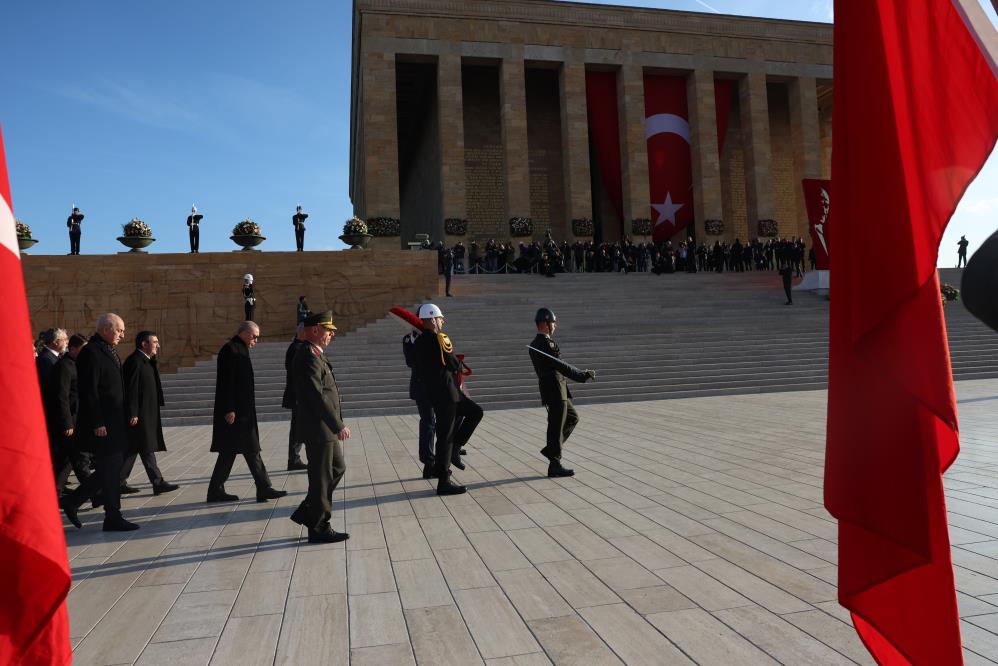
[339,233,373,249]
[17,237,38,253]
[231,234,266,251]
[116,236,156,253]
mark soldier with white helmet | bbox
[242,274,256,321]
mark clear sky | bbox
[0,0,995,262]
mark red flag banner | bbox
[585,71,624,222]
[827,0,998,663]
[0,127,72,665]
[802,179,831,270]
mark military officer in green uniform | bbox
[528,308,595,477]
[289,311,351,543]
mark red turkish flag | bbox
[826,0,998,663]
[0,126,72,665]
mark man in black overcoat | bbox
[36,328,67,385]
[60,313,139,531]
[403,326,436,477]
[44,334,93,496]
[283,323,308,471]
[120,331,179,495]
[207,321,287,503]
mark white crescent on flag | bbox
[644,113,691,144]
[0,181,17,260]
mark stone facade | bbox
[22,251,437,372]
[350,0,833,245]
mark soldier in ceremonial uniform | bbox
[293,205,308,251]
[528,308,595,477]
[67,206,84,255]
[288,311,351,543]
[283,323,308,471]
[187,205,203,253]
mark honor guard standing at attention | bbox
[187,205,203,253]
[293,205,308,252]
[242,274,256,321]
[528,308,595,477]
[67,205,84,255]
[289,311,351,543]
[283,323,308,471]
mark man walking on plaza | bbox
[207,321,288,503]
[528,308,595,478]
[121,331,179,495]
[60,313,139,531]
[36,328,67,385]
[44,333,93,497]
[289,311,351,543]
[283,322,308,471]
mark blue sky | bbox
[0,0,995,262]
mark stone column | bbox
[687,69,723,242]
[560,58,593,241]
[438,51,467,228]
[618,64,650,239]
[361,51,400,222]
[500,54,531,235]
[738,72,776,237]
[789,76,821,239]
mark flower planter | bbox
[231,234,266,251]
[339,233,373,249]
[17,237,38,253]
[117,236,156,253]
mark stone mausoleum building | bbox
[350,0,832,246]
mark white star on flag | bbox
[652,192,684,227]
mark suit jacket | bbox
[36,347,59,386]
[292,341,345,443]
[282,338,304,409]
[402,331,426,400]
[293,212,308,229]
[211,336,260,454]
[412,330,461,405]
[43,354,78,445]
[75,335,126,453]
[528,334,589,405]
[123,350,167,455]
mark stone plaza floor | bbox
[65,380,998,665]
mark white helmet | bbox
[417,303,443,319]
[243,273,254,282]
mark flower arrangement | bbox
[631,218,652,236]
[123,218,153,238]
[704,219,724,235]
[15,220,32,240]
[509,217,533,237]
[343,217,369,235]
[757,219,778,237]
[941,283,960,304]
[444,218,468,235]
[571,218,594,236]
[366,217,400,237]
[233,219,262,236]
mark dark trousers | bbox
[63,445,124,518]
[958,253,967,268]
[208,450,271,491]
[189,226,199,252]
[53,439,92,492]
[783,279,793,303]
[414,390,436,464]
[120,450,164,487]
[544,400,579,461]
[244,302,255,321]
[69,229,81,255]
[298,439,346,531]
[295,226,305,251]
[288,408,304,463]
[444,269,453,295]
[432,394,483,479]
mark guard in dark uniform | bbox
[283,323,308,471]
[293,205,308,252]
[528,308,595,477]
[242,274,256,321]
[288,311,350,543]
[187,205,203,253]
[403,327,436,477]
[67,206,84,255]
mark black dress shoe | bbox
[460,448,468,455]
[256,487,288,503]
[287,460,308,471]
[307,528,349,543]
[61,499,82,529]
[206,488,239,502]
[547,461,575,478]
[451,457,466,471]
[436,480,467,496]
[120,484,141,495]
[103,515,140,532]
[153,482,179,495]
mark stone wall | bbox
[463,65,506,242]
[22,250,438,373]
[526,68,567,240]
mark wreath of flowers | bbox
[571,218,594,236]
[123,218,153,238]
[630,218,652,236]
[941,283,960,305]
[366,217,400,237]
[233,219,262,236]
[444,218,468,235]
[757,219,778,238]
[509,217,533,237]
[15,220,32,240]
[343,217,369,235]
[704,219,724,235]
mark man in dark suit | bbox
[403,327,436,477]
[44,334,93,496]
[288,311,351,543]
[293,205,308,251]
[207,321,287,503]
[187,205,203,253]
[528,308,595,478]
[780,266,795,305]
[67,206,83,255]
[412,303,482,495]
[120,331,179,495]
[283,323,308,471]
[60,313,139,531]
[36,328,67,385]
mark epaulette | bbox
[437,332,453,366]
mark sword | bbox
[526,345,597,382]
